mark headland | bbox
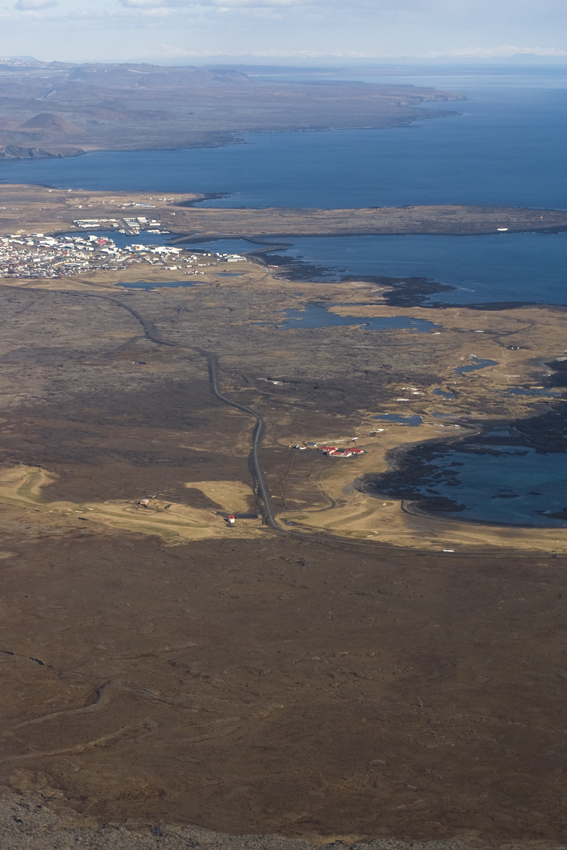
[0,61,462,160]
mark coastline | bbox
[0,62,463,161]
[155,204,567,238]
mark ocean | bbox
[179,232,567,306]
[1,70,566,211]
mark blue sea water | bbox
[254,232,567,306]
[163,232,567,307]
[405,445,567,527]
[1,68,565,308]
[93,228,567,307]
[1,71,566,210]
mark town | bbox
[0,226,245,280]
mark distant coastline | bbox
[0,60,463,161]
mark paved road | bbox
[64,292,278,528]
[193,347,279,529]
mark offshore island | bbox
[1,175,567,849]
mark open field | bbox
[0,466,261,542]
[2,497,567,848]
[0,260,566,548]
[1,189,567,848]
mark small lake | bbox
[455,357,498,375]
[273,304,438,332]
[374,414,423,426]
[119,281,194,290]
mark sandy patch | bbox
[0,466,261,543]
[185,480,256,514]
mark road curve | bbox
[62,291,278,527]
[193,347,279,529]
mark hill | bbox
[19,112,82,134]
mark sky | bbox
[0,0,566,64]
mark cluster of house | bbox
[73,216,162,236]
[317,445,365,458]
[0,232,185,279]
[0,230,246,280]
[0,233,127,279]
[292,443,365,458]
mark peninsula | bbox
[1,183,566,239]
[0,61,462,160]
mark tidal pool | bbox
[404,445,567,526]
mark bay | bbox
[0,69,565,212]
[251,232,567,306]
[384,445,567,528]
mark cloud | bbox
[2,0,566,61]
[155,42,193,54]
[119,0,164,7]
[428,44,567,57]
[120,0,307,7]
[14,0,57,8]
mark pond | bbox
[273,304,438,332]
